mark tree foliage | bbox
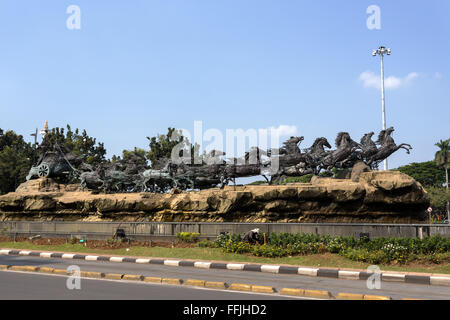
[117,147,148,167]
[0,129,34,194]
[146,128,185,168]
[395,161,446,187]
[426,186,450,210]
[146,128,199,168]
[434,139,450,169]
[434,138,449,189]
[38,125,107,167]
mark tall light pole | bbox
[372,46,391,170]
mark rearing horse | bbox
[321,132,360,172]
[366,127,412,168]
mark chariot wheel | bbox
[38,163,50,177]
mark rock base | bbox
[0,171,430,223]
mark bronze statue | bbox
[25,127,413,192]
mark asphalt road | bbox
[0,271,301,300]
[0,255,448,300]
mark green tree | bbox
[434,139,450,217]
[121,147,148,167]
[395,161,446,187]
[426,186,449,210]
[434,139,449,189]
[146,128,200,168]
[38,125,107,167]
[0,129,34,194]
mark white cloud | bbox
[256,125,298,149]
[359,71,419,90]
[266,125,298,137]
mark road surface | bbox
[0,255,448,300]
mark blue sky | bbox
[0,0,449,170]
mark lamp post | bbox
[372,46,391,170]
[30,128,38,148]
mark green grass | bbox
[1,241,449,274]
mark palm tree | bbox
[435,139,450,221]
[435,139,449,189]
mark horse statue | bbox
[279,136,304,155]
[366,127,412,168]
[302,137,332,174]
[101,163,132,192]
[266,137,317,184]
[321,132,360,172]
[359,132,378,168]
[138,160,178,193]
[80,169,104,191]
[174,161,228,190]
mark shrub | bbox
[251,244,290,258]
[0,226,8,237]
[212,231,450,264]
[176,232,200,243]
[420,252,450,264]
[197,240,214,248]
[222,239,252,254]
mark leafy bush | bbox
[281,175,314,184]
[212,232,450,265]
[0,226,8,237]
[197,240,214,248]
[176,232,200,243]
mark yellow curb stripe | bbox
[53,268,70,275]
[205,281,227,289]
[80,271,104,279]
[184,279,206,287]
[303,289,333,299]
[122,274,143,281]
[143,276,162,283]
[162,278,183,285]
[104,273,123,280]
[364,294,392,300]
[336,292,364,300]
[229,283,252,292]
[0,265,10,270]
[280,288,305,296]
[251,285,276,293]
[9,266,39,272]
[38,267,55,274]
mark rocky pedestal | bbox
[0,171,430,223]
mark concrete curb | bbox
[1,248,449,287]
[2,264,427,300]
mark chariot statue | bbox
[26,143,80,182]
[25,126,412,193]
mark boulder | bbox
[351,161,371,182]
[0,171,430,223]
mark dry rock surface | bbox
[0,171,430,223]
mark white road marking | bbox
[261,265,280,273]
[164,260,180,267]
